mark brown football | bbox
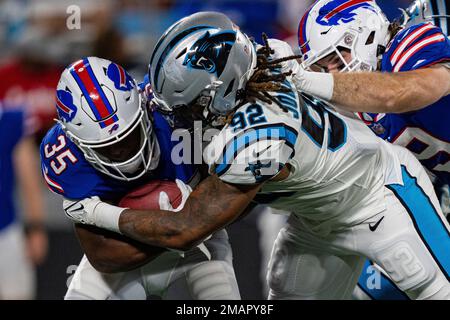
[118,180,182,210]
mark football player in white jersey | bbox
[64,12,450,299]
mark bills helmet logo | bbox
[56,90,78,122]
[107,63,135,91]
[108,123,120,135]
[316,0,375,26]
[183,30,237,77]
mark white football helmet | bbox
[149,11,257,118]
[56,57,160,181]
[299,0,390,72]
[400,0,450,36]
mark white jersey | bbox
[204,77,404,234]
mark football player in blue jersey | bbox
[288,0,450,299]
[63,12,450,300]
[40,56,240,299]
[294,0,450,215]
[0,106,47,299]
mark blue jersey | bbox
[359,23,450,185]
[40,111,196,202]
[0,109,24,230]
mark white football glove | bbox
[267,38,334,101]
[63,196,102,225]
[267,38,302,75]
[63,196,125,233]
[158,179,192,212]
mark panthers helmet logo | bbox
[316,0,376,26]
[183,30,237,77]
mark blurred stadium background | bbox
[0,0,413,300]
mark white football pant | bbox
[268,146,450,300]
[65,229,240,300]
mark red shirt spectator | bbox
[0,58,62,135]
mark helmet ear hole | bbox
[224,79,235,97]
[377,44,386,56]
[176,48,187,60]
[365,31,375,45]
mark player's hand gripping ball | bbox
[119,179,192,212]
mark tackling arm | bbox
[119,175,261,251]
[331,65,450,113]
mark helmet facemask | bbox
[61,97,160,181]
[160,83,230,132]
[301,0,390,73]
[303,29,385,72]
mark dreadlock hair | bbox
[235,33,302,113]
[388,20,403,41]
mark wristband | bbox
[293,71,334,101]
[92,202,127,234]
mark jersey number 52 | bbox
[301,95,347,152]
